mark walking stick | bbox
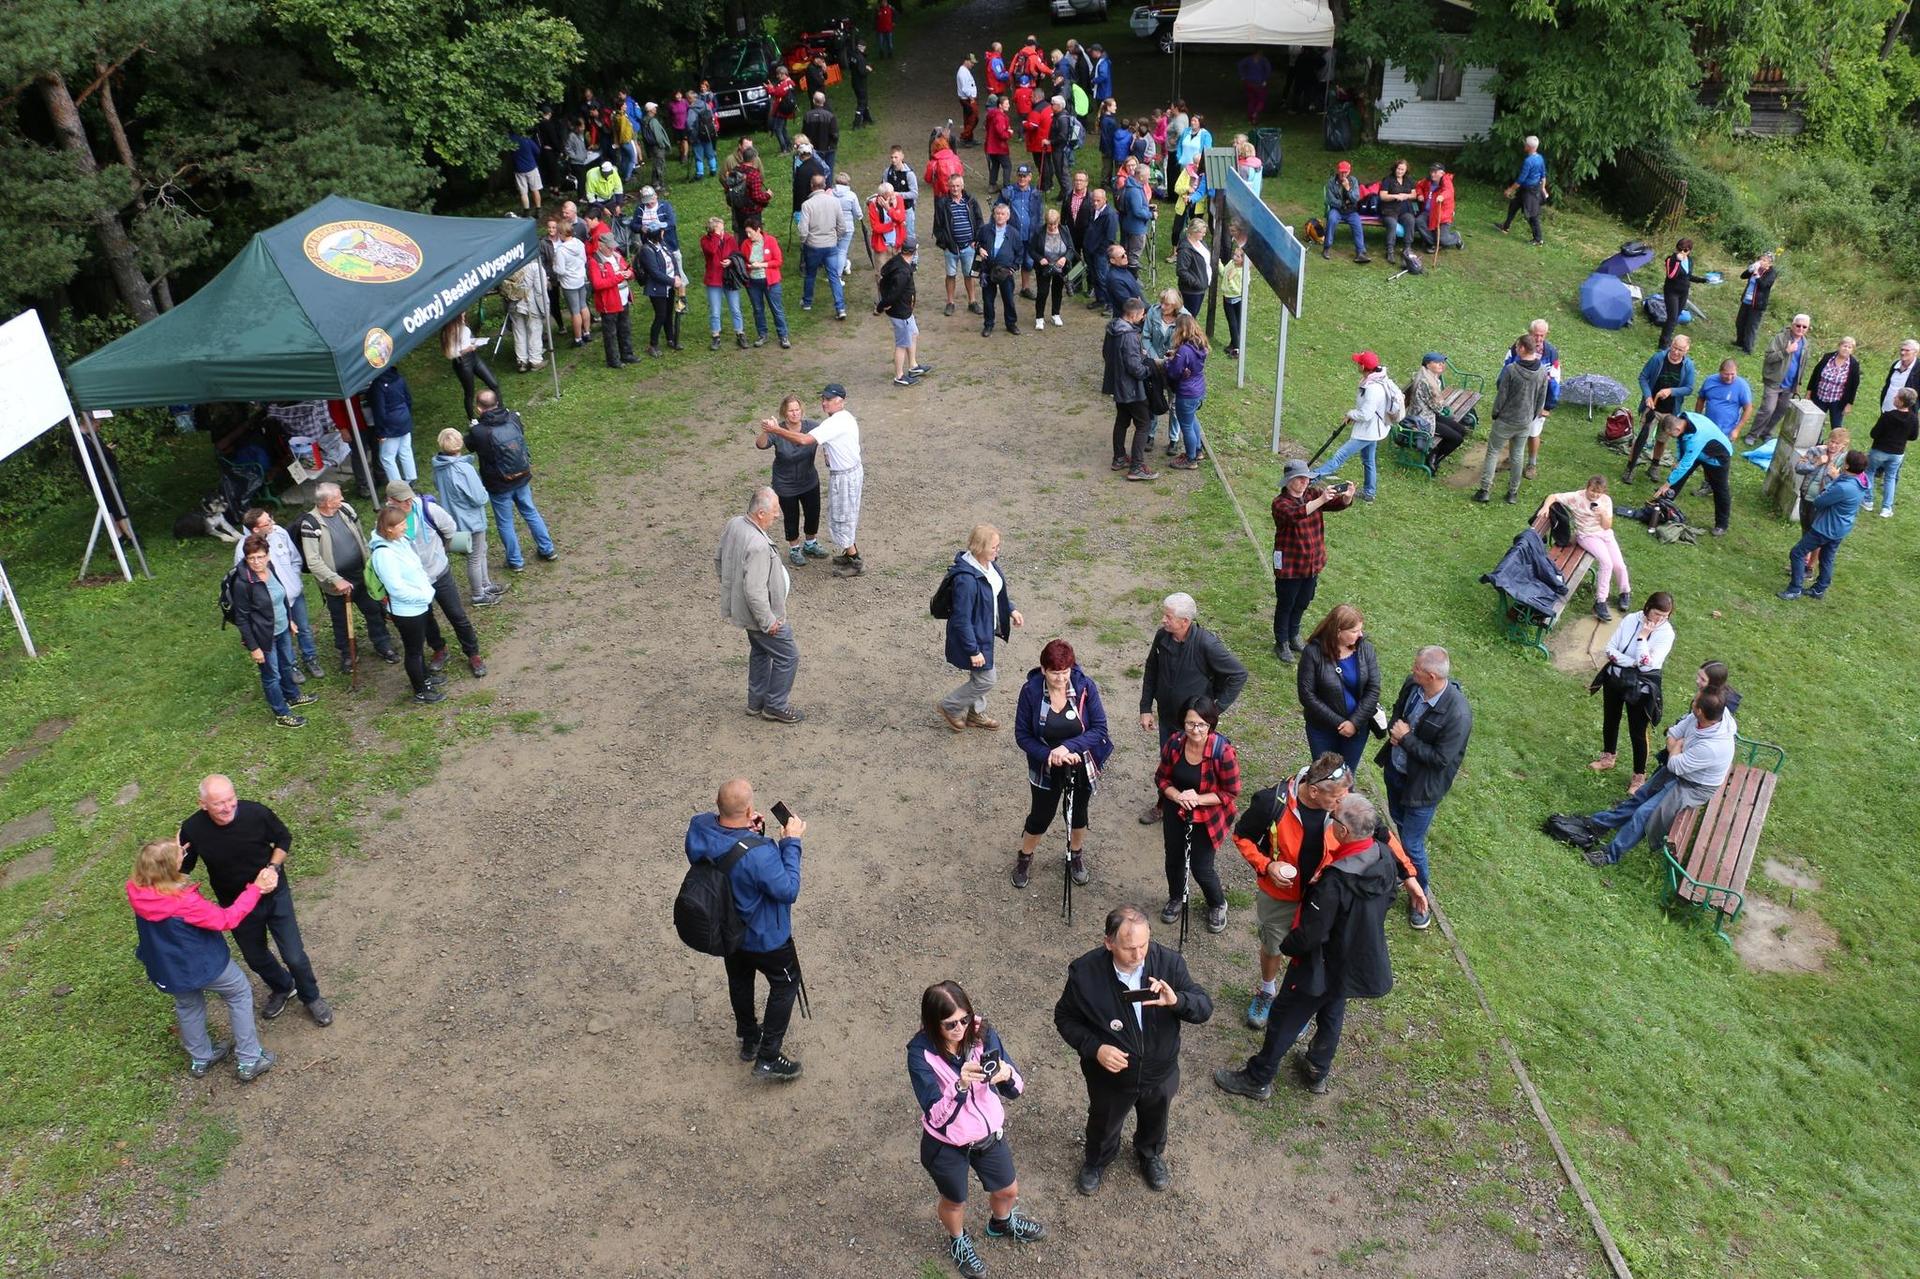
[342,589,361,693]
[1307,419,1349,467]
[1178,819,1193,952]
[1060,766,1076,924]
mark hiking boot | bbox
[306,996,334,1027]
[1012,853,1033,889]
[274,714,308,728]
[288,691,319,708]
[986,1209,1047,1242]
[1206,903,1228,934]
[981,325,993,338]
[411,688,447,704]
[753,334,768,347]
[1582,846,1614,867]
[427,648,449,673]
[1504,490,1519,504]
[1594,599,1612,622]
[1139,800,1162,825]
[830,553,865,577]
[1294,1057,1330,1094]
[1137,1152,1171,1191]
[967,301,983,315]
[948,1232,987,1279]
[737,334,750,349]
[1524,463,1539,479]
[1126,467,1160,482]
[1246,988,1276,1028]
[965,709,1001,731]
[1111,456,1129,470]
[802,540,829,558]
[1213,1066,1272,1101]
[235,1050,278,1083]
[1069,851,1089,885]
[468,655,488,678]
[761,705,806,724]
[788,546,807,567]
[189,1042,232,1079]
[1320,245,1331,261]
[751,1053,803,1082]
[1472,488,1490,503]
[1278,643,1297,664]
[1076,1164,1104,1195]
[739,1031,762,1062]
[940,706,968,732]
[1617,592,1632,611]
[1353,252,1371,264]
[1019,286,1036,300]
[1160,899,1182,925]
[303,658,326,679]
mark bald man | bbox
[684,779,808,1081]
[178,774,332,1026]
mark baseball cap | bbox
[820,382,848,400]
[383,481,417,502]
[1430,161,1446,172]
[643,101,658,112]
[600,160,613,173]
[900,237,918,254]
[1422,351,1449,366]
[1016,163,1031,175]
[1352,350,1381,371]
[1335,160,1351,174]
[1282,459,1314,483]
[639,186,657,200]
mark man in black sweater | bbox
[1053,905,1212,1194]
[178,774,332,1026]
[875,238,928,387]
[1137,591,1248,822]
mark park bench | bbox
[1489,505,1595,656]
[1661,737,1785,944]
[1390,376,1484,476]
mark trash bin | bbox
[1254,127,1282,176]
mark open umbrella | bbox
[1560,372,1630,419]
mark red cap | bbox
[1351,350,1380,371]
[1335,160,1352,174]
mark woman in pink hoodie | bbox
[127,838,280,1082]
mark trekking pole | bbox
[343,590,361,693]
[1307,419,1348,467]
[1060,766,1075,923]
[1179,819,1192,952]
[792,956,811,1020]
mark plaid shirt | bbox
[1155,731,1241,849]
[1271,490,1326,579]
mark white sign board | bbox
[0,310,75,463]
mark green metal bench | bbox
[1391,374,1484,476]
[1661,737,1785,944]
[1491,506,1595,657]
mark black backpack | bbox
[723,167,750,211]
[217,564,246,629]
[1542,814,1603,851]
[673,838,760,955]
[929,566,959,619]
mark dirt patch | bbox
[0,716,71,779]
[112,781,141,806]
[1760,857,1821,893]
[2,845,55,886]
[1546,612,1610,675]
[1734,894,1837,974]
[0,804,54,851]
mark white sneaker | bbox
[1882,506,1895,518]
[1051,314,1063,327]
[1034,318,1045,331]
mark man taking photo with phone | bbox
[683,778,806,1081]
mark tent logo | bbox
[303,221,424,283]
[362,327,395,369]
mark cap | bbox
[383,480,417,502]
[1282,459,1315,483]
[600,160,614,173]
[820,382,848,400]
[639,186,656,200]
[1352,350,1381,371]
[1335,160,1351,174]
[1016,163,1031,175]
[1422,351,1449,366]
[643,101,658,112]
[1430,161,1447,172]
[900,237,918,254]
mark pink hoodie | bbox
[126,879,262,929]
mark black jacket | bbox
[1738,263,1777,311]
[876,253,916,318]
[1296,636,1381,736]
[846,50,870,89]
[1026,222,1077,274]
[1105,264,1143,315]
[1480,526,1566,620]
[1279,837,1399,1000]
[466,405,536,495]
[1881,358,1920,407]
[974,218,1029,275]
[1175,240,1209,296]
[1101,317,1153,403]
[1053,940,1212,1093]
[228,566,285,653]
[1807,352,1861,410]
[791,154,830,212]
[801,106,839,157]
[932,193,983,254]
[1138,621,1248,717]
[1374,676,1473,806]
[1072,198,1112,253]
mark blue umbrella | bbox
[1560,372,1630,419]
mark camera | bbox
[978,1055,1002,1079]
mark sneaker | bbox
[1069,851,1089,885]
[1523,463,1538,479]
[1051,314,1063,327]
[1294,1057,1330,1095]
[411,688,447,704]
[1408,901,1432,930]
[907,364,932,377]
[1583,846,1615,867]
[1594,599,1612,622]
[274,714,308,728]
[967,301,983,315]
[1710,526,1727,537]
[835,310,847,321]
[377,647,402,664]
[1076,1164,1104,1195]
[738,1031,762,1062]
[537,548,559,562]
[944,301,956,316]
[427,648,449,673]
[488,581,514,599]
[948,1232,987,1279]
[1019,286,1036,300]
[788,546,807,567]
[1035,317,1046,331]
[1213,1066,1272,1101]
[1807,589,1826,600]
[236,1050,278,1083]
[1012,853,1033,889]
[1111,457,1129,471]
[1472,488,1490,503]
[981,325,993,338]
[1504,491,1519,504]
[985,1210,1047,1242]
[1206,903,1228,934]
[802,541,829,559]
[304,658,326,679]
[1160,899,1182,925]
[779,337,791,349]
[709,336,722,351]
[1616,592,1632,612]
[288,691,318,708]
[189,1042,232,1078]
[265,984,292,1017]
[761,705,806,724]
[1777,588,1803,601]
[1881,506,1895,518]
[753,335,768,347]
[288,664,306,685]
[939,706,969,733]
[893,374,915,386]
[1126,467,1160,482]
[471,593,499,608]
[1246,988,1276,1029]
[1277,643,1297,664]
[736,334,750,349]
[468,656,488,678]
[306,996,334,1027]
[1137,1152,1171,1191]
[751,1053,803,1082]
[1139,801,1162,825]
[1169,458,1200,470]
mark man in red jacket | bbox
[984,95,1013,193]
[588,236,638,367]
[874,0,895,58]
[1023,97,1054,193]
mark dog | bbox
[173,495,244,543]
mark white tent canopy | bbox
[1171,0,1335,46]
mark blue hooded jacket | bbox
[1663,411,1732,487]
[1013,665,1114,786]
[943,551,1014,671]
[367,368,413,439]
[1118,178,1151,236]
[1809,470,1868,540]
[1638,349,1696,405]
[684,812,801,953]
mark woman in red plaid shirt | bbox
[1272,458,1344,662]
[1153,697,1241,934]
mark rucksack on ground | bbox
[929,566,959,619]
[218,564,245,628]
[1543,814,1602,851]
[673,838,759,955]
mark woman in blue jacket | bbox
[939,524,1024,733]
[366,366,417,485]
[369,506,447,705]
[1011,639,1113,888]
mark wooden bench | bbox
[1390,375,1484,476]
[1490,507,1596,656]
[1661,737,1785,944]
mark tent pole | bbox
[1236,256,1249,390]
[0,560,35,657]
[69,415,134,582]
[89,429,150,577]
[343,396,377,500]
[547,300,562,400]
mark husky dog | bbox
[173,496,244,543]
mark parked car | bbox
[1052,0,1108,19]
[1130,1,1179,51]
[703,37,782,132]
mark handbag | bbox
[1144,364,1170,417]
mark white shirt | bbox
[1604,613,1674,671]
[1887,358,1918,413]
[956,65,977,100]
[962,551,1002,600]
[1114,962,1145,1030]
[810,409,862,472]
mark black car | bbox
[703,38,782,132]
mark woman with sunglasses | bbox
[908,981,1045,1279]
[1153,696,1240,934]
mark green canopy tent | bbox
[66,194,551,487]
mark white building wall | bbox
[1377,63,1497,147]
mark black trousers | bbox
[390,609,437,693]
[231,876,321,1003]
[321,568,394,660]
[1734,301,1765,353]
[1162,813,1225,909]
[1602,682,1655,773]
[1223,297,1243,351]
[449,352,501,421]
[1112,399,1149,467]
[780,484,821,542]
[1676,458,1732,530]
[988,153,1011,191]
[1502,186,1543,242]
[430,570,481,656]
[1245,989,1345,1087]
[981,272,1017,331]
[1273,573,1318,648]
[1035,266,1065,319]
[1024,768,1092,835]
[1084,1073,1175,1167]
[724,937,801,1060]
[601,308,635,366]
[1657,284,1689,350]
[648,294,677,348]
[1427,416,1467,465]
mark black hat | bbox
[821,382,848,400]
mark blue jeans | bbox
[802,244,844,310]
[169,958,264,1067]
[285,593,318,663]
[1305,721,1367,776]
[1325,207,1366,254]
[903,205,917,239]
[231,874,321,1003]
[746,621,799,713]
[1868,449,1904,510]
[877,30,893,56]
[488,480,555,568]
[257,628,301,716]
[377,434,416,484]
[707,284,744,335]
[1175,392,1206,460]
[834,233,853,276]
[748,279,788,338]
[1383,766,1436,888]
[693,139,717,175]
[1787,529,1839,595]
[1588,768,1678,863]
[1316,436,1378,497]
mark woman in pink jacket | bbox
[908,981,1045,1279]
[127,838,280,1081]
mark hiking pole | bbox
[1060,766,1075,924]
[1178,819,1192,952]
[343,589,361,693]
[1307,419,1348,467]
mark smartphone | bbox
[770,801,794,828]
[1122,988,1157,1004]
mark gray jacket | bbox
[716,514,789,633]
[431,453,492,534]
[1491,359,1549,430]
[1101,318,1154,404]
[397,495,459,582]
[298,502,368,594]
[799,190,850,249]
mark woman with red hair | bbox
[1011,639,1113,889]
